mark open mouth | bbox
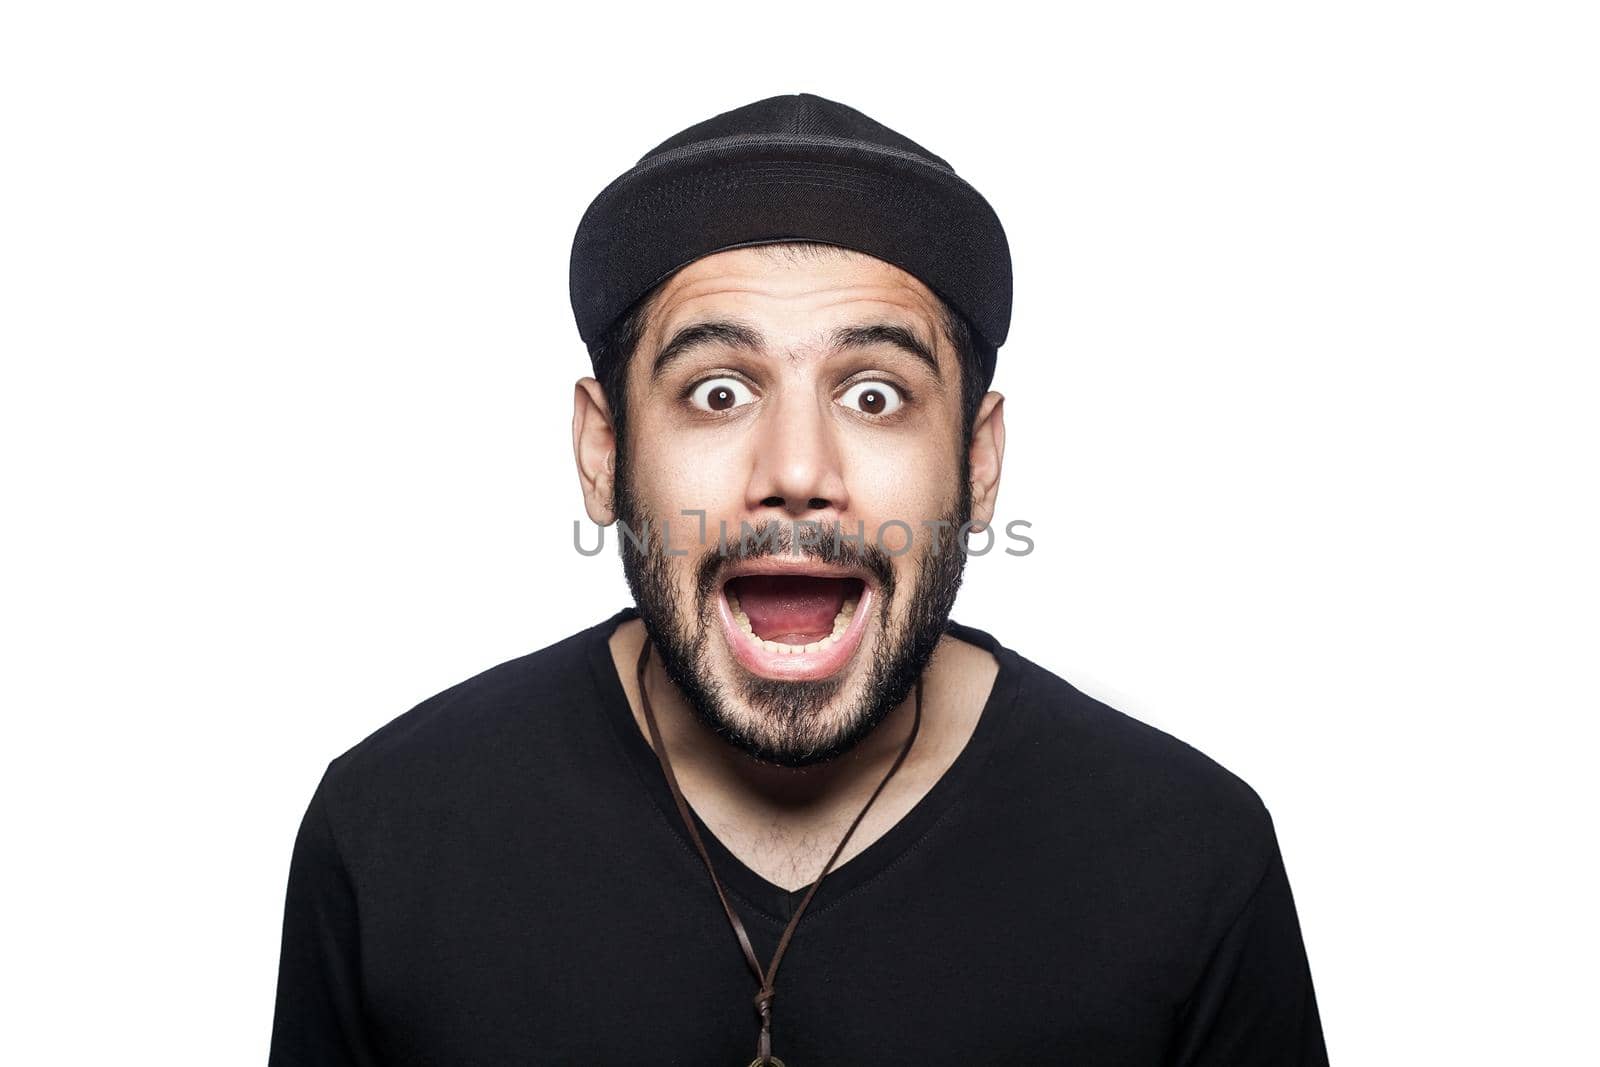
[717,570,874,680]
[727,574,863,650]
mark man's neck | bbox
[607,617,998,890]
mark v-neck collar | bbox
[584,605,1024,926]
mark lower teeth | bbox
[727,592,858,654]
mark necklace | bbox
[634,638,923,1067]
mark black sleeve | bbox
[268,767,382,1066]
[1170,833,1329,1066]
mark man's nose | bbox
[745,391,849,520]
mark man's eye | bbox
[688,377,756,412]
[838,381,904,416]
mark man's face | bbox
[586,244,997,767]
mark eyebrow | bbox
[650,319,942,381]
[829,322,941,380]
[651,320,764,379]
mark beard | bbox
[612,444,973,769]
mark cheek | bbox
[628,435,750,557]
[841,433,959,534]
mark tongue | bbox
[732,575,850,644]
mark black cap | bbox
[568,92,1012,386]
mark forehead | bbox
[643,245,948,354]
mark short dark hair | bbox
[587,242,993,455]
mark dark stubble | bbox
[612,450,973,768]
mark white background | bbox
[3,2,1595,1062]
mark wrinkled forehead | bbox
[642,245,950,360]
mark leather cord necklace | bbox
[634,638,923,1067]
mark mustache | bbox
[693,519,896,609]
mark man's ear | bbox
[572,377,618,525]
[967,391,1006,531]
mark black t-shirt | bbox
[269,608,1328,1065]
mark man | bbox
[269,93,1328,1065]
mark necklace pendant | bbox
[746,1059,786,1067]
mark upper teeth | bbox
[727,591,859,654]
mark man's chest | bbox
[349,841,1194,1066]
[700,811,877,893]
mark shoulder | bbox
[1018,651,1267,813]
[995,644,1281,886]
[313,617,615,819]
